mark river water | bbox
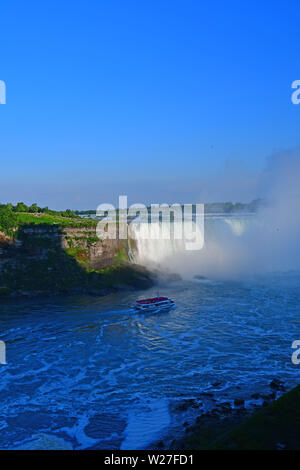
[0,271,299,449]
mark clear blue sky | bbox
[1,0,300,209]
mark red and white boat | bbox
[135,296,175,312]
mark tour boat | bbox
[135,296,175,312]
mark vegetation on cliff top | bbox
[0,203,97,236]
[1,201,78,218]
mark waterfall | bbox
[128,215,254,278]
[129,220,204,265]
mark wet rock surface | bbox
[168,379,291,450]
[269,378,286,391]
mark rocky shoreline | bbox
[151,378,299,450]
[0,262,158,299]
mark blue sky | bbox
[0,0,300,209]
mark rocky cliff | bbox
[0,224,155,297]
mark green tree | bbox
[61,209,76,218]
[28,203,39,213]
[14,202,28,212]
[0,206,18,236]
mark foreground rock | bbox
[176,385,300,450]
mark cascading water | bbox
[129,214,256,279]
[128,220,204,265]
[223,217,249,236]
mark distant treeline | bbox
[204,199,263,213]
[75,209,96,215]
[76,199,263,215]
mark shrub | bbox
[0,206,18,236]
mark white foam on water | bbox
[62,413,99,449]
[120,398,171,449]
[14,433,73,450]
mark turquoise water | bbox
[0,273,299,449]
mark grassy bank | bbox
[15,212,97,228]
[0,204,94,237]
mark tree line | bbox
[0,202,77,218]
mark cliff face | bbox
[19,225,128,268]
[0,224,154,297]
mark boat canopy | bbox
[136,297,169,305]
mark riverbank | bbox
[170,382,300,450]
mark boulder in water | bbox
[193,275,207,280]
